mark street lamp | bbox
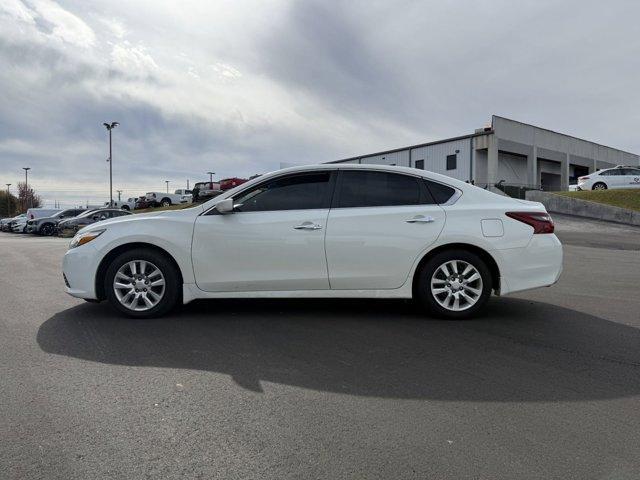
[103,122,119,207]
[207,171,215,183]
[117,190,122,202]
[22,167,30,210]
[165,180,170,193]
[5,183,11,216]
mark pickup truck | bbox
[103,197,138,210]
[145,190,193,207]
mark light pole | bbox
[207,171,215,183]
[22,167,30,210]
[5,183,11,216]
[165,180,170,193]
[103,122,119,207]
[117,190,122,202]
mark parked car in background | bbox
[62,164,562,319]
[192,182,221,202]
[26,208,86,235]
[0,217,14,232]
[2,214,25,232]
[145,190,193,207]
[220,177,248,191]
[57,208,132,236]
[104,198,137,211]
[26,207,62,220]
[577,166,640,190]
[11,215,28,233]
[134,196,153,210]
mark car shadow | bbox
[37,297,640,402]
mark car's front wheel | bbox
[160,198,172,207]
[415,249,492,319]
[104,249,181,318]
[40,223,54,236]
[592,182,607,190]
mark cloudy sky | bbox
[1,0,639,207]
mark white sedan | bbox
[62,164,562,319]
[577,166,640,190]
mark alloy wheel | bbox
[113,260,166,312]
[430,260,483,312]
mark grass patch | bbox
[555,189,640,212]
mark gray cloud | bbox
[1,0,639,207]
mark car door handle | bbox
[406,215,435,223]
[293,222,323,230]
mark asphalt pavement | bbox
[1,215,639,479]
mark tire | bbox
[415,249,492,319]
[160,198,171,207]
[592,182,607,190]
[104,248,181,318]
[121,205,130,211]
[40,223,54,236]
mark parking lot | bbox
[1,214,639,479]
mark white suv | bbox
[577,166,640,190]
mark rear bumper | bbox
[495,234,563,296]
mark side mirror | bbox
[215,198,235,214]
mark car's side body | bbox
[145,191,193,207]
[577,166,640,190]
[26,208,86,234]
[63,164,563,309]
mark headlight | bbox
[69,229,105,249]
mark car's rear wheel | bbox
[104,249,181,318]
[415,249,492,319]
[40,223,54,236]
[592,182,607,190]
[160,198,171,207]
[121,205,130,211]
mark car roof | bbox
[263,163,472,190]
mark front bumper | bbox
[62,243,100,299]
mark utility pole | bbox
[187,179,190,189]
[22,167,30,210]
[5,184,11,216]
[103,122,119,207]
[165,180,170,193]
[117,190,122,202]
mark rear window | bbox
[424,180,457,204]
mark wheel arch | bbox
[411,243,501,296]
[95,242,184,301]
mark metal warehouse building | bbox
[329,115,640,192]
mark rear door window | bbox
[335,171,433,208]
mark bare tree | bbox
[17,182,42,211]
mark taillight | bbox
[506,211,554,234]
[578,176,590,181]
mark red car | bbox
[220,177,248,191]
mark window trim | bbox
[331,169,436,209]
[204,170,337,215]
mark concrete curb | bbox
[525,190,640,226]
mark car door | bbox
[600,169,624,188]
[325,170,446,290]
[620,168,640,189]
[192,170,336,292]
